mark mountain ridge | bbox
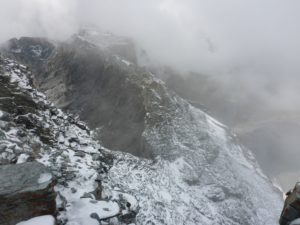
[0,31,283,224]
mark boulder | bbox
[0,162,56,225]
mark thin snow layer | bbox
[66,199,119,225]
[0,56,133,224]
[16,215,55,225]
[38,173,52,184]
[105,76,283,225]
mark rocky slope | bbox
[0,56,137,225]
[0,31,283,225]
[157,69,300,190]
[0,162,56,225]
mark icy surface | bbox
[16,215,55,225]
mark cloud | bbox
[0,0,78,42]
[1,0,300,110]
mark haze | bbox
[1,0,300,189]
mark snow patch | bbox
[16,215,55,225]
[38,173,52,184]
[17,154,29,164]
[66,199,120,225]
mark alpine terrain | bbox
[0,29,283,225]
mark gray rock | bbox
[0,111,12,122]
[65,173,76,181]
[0,162,56,225]
[92,153,101,161]
[74,151,85,158]
[0,144,7,152]
[0,131,5,140]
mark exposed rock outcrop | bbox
[0,162,56,225]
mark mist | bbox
[1,0,300,188]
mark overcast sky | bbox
[1,0,300,111]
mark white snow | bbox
[0,110,3,118]
[66,199,120,225]
[16,215,55,225]
[291,218,300,225]
[38,173,52,184]
[58,133,65,143]
[17,154,29,164]
[121,59,132,66]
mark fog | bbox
[1,0,300,189]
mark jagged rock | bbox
[119,211,137,224]
[71,187,77,193]
[15,115,36,129]
[50,108,58,116]
[94,177,102,200]
[68,137,80,143]
[0,130,5,140]
[17,129,27,137]
[0,162,56,225]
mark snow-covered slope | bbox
[0,56,137,225]
[0,31,283,225]
[102,72,283,225]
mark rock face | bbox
[0,162,56,225]
[1,33,147,157]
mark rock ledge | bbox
[0,162,56,225]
